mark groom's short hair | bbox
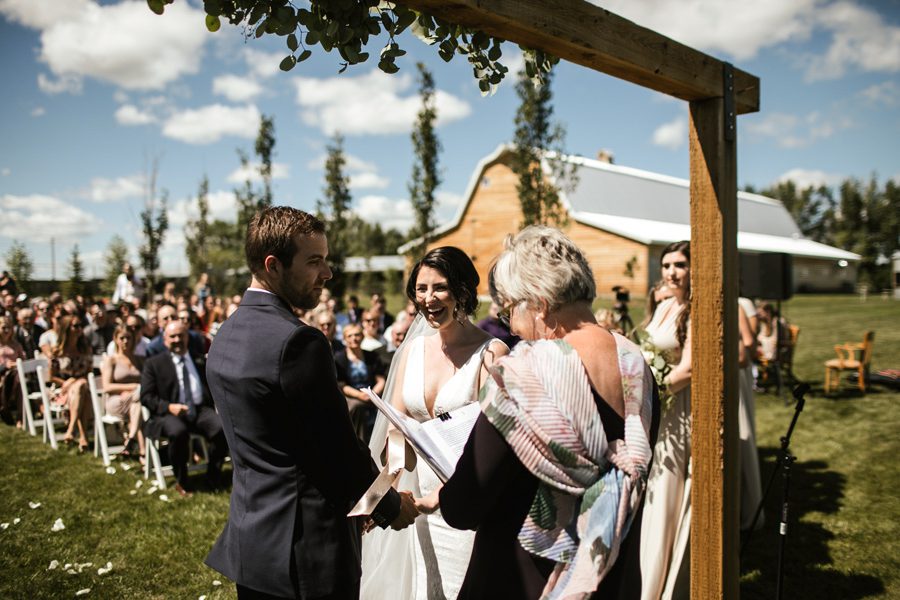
[245,206,325,277]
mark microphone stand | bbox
[740,383,809,600]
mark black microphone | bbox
[792,383,810,402]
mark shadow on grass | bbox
[740,450,885,599]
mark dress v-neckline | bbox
[420,337,489,419]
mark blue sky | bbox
[1,0,899,280]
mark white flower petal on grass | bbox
[75,589,90,596]
[67,569,77,575]
[97,562,113,575]
[29,501,41,509]
[1,523,8,530]
[199,596,207,600]
[105,467,116,475]
[158,494,170,502]
[212,580,222,586]
[13,518,20,524]
[79,562,93,569]
[135,480,143,488]
[129,490,137,496]
[121,463,132,471]
[51,518,65,532]
[48,560,59,570]
[64,563,72,569]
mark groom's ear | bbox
[263,255,281,275]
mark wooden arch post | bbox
[395,1,759,597]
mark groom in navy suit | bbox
[205,206,417,600]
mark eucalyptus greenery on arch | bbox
[147,0,557,92]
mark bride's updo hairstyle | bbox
[406,246,480,318]
[489,226,596,312]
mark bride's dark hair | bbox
[406,246,480,317]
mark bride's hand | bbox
[414,487,442,515]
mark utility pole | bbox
[50,237,56,284]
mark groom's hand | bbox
[389,491,419,530]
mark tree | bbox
[758,180,835,244]
[63,244,86,298]
[407,62,441,256]
[510,67,574,227]
[148,1,556,92]
[236,115,276,234]
[139,162,169,300]
[185,175,211,282]
[3,241,33,295]
[102,235,130,295]
[318,133,353,299]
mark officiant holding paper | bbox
[204,207,417,600]
[360,246,508,600]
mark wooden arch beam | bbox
[394,0,759,114]
[394,1,757,598]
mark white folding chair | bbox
[141,405,209,490]
[88,372,126,467]
[34,365,67,449]
[16,357,48,436]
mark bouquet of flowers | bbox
[634,329,674,411]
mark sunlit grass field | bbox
[0,294,897,598]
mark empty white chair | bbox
[88,372,126,467]
[16,357,48,436]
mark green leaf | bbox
[379,11,393,33]
[203,0,221,17]
[297,9,312,26]
[306,30,320,45]
[394,8,416,34]
[205,14,220,32]
[287,33,298,51]
[297,49,312,62]
[357,51,369,63]
[147,0,165,16]
[488,43,502,62]
[378,59,400,74]
[279,55,296,72]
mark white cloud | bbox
[162,104,261,145]
[775,168,843,189]
[0,0,91,29]
[353,195,415,231]
[805,2,900,81]
[294,69,471,135]
[168,190,238,228]
[19,0,207,92]
[213,75,264,102]
[651,116,687,150]
[37,72,82,95]
[349,172,390,190]
[594,1,900,81]
[0,194,100,240]
[82,174,144,203]
[306,152,389,190]
[502,48,526,78]
[744,111,851,148]
[226,162,290,184]
[597,0,817,61]
[115,104,156,126]
[858,81,900,107]
[31,106,46,117]
[244,48,286,79]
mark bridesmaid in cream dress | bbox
[361,247,507,600]
[640,241,693,600]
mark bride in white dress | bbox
[361,247,508,600]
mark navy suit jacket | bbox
[139,350,212,440]
[204,290,400,598]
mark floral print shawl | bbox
[481,333,655,599]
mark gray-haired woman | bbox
[416,226,659,599]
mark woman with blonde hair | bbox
[102,323,145,462]
[48,314,94,452]
[416,227,658,599]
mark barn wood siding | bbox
[426,160,651,297]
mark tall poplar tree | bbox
[3,241,33,295]
[139,161,168,300]
[102,235,130,295]
[318,132,352,298]
[408,62,441,256]
[185,175,211,281]
[64,244,86,298]
[510,68,573,227]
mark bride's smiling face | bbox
[415,266,457,330]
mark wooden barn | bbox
[401,145,860,298]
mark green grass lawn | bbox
[0,294,897,598]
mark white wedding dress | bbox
[361,334,500,600]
